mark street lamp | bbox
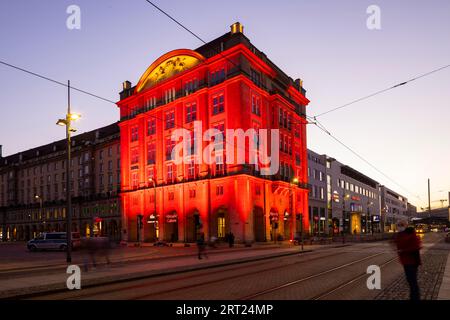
[34,195,43,225]
[56,80,80,263]
[148,178,158,241]
[290,177,304,251]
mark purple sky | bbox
[0,0,449,209]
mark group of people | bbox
[80,236,111,271]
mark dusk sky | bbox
[0,0,449,209]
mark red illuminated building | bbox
[117,23,310,243]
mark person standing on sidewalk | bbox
[394,220,422,300]
[196,228,207,260]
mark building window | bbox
[185,103,197,123]
[212,123,225,151]
[165,138,175,161]
[145,97,157,110]
[210,68,225,85]
[147,166,156,181]
[164,87,176,104]
[165,110,175,129]
[255,186,261,195]
[251,95,261,116]
[184,78,198,95]
[215,154,224,175]
[187,162,196,179]
[131,148,139,165]
[216,185,224,195]
[147,118,156,135]
[296,153,301,166]
[250,68,261,87]
[131,126,139,142]
[189,189,196,198]
[212,94,225,115]
[168,191,175,201]
[147,142,156,165]
[167,163,174,182]
[131,172,138,188]
[218,217,226,238]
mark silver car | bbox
[27,232,81,251]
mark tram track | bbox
[238,251,390,300]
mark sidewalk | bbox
[0,242,295,273]
[0,242,343,299]
[438,252,450,300]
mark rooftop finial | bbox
[230,22,244,34]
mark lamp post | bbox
[148,178,158,241]
[290,177,304,250]
[56,80,81,263]
[34,195,43,226]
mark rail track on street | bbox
[30,243,392,300]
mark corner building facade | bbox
[117,23,310,243]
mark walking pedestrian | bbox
[394,220,422,300]
[197,230,207,259]
[228,232,235,248]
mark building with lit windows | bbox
[0,123,122,241]
[380,185,409,232]
[117,23,310,243]
[308,150,382,236]
[307,150,327,235]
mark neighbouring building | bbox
[307,150,382,235]
[116,22,310,243]
[407,202,417,217]
[380,185,409,232]
[307,149,327,235]
[0,123,122,241]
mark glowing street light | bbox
[56,80,81,263]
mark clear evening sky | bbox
[0,0,449,209]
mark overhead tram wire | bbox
[313,64,450,119]
[0,60,116,104]
[306,115,423,201]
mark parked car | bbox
[27,232,81,251]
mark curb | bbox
[1,248,313,300]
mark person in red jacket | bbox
[394,220,422,300]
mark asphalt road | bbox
[28,232,448,300]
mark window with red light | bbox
[131,172,138,188]
[189,189,196,198]
[165,138,176,161]
[131,148,139,165]
[167,163,174,182]
[184,78,198,95]
[215,154,224,175]
[165,110,175,129]
[186,161,197,180]
[168,191,174,201]
[251,95,261,116]
[210,68,225,85]
[212,94,224,115]
[185,102,197,123]
[147,142,156,165]
[147,118,156,135]
[147,166,156,182]
[212,123,225,151]
[216,185,224,196]
[131,126,139,142]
